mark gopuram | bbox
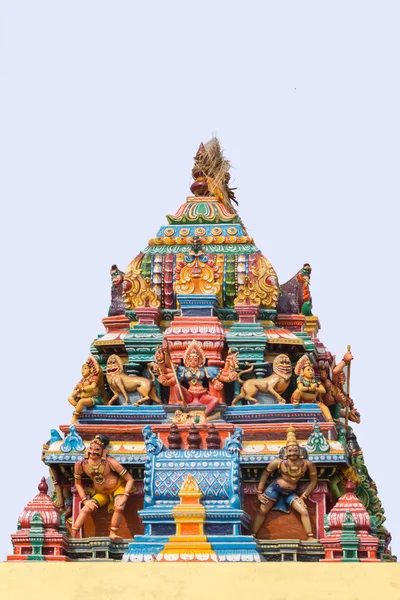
[8,138,394,563]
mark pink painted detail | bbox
[132,481,144,495]
[276,314,306,332]
[309,485,328,540]
[248,253,257,281]
[135,307,162,325]
[71,488,82,539]
[18,477,60,532]
[165,316,225,362]
[319,480,380,562]
[327,480,371,534]
[164,254,175,309]
[235,304,260,323]
[243,482,258,495]
[102,315,130,333]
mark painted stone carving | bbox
[15,139,392,564]
[253,427,318,540]
[232,354,292,405]
[68,356,107,424]
[109,264,126,317]
[106,354,161,405]
[155,340,238,417]
[71,435,134,541]
[291,355,333,421]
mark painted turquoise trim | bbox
[143,244,259,255]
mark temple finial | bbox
[190,138,238,212]
[38,476,48,494]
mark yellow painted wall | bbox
[1,563,400,600]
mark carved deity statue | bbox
[155,340,238,417]
[68,356,107,424]
[252,426,318,540]
[319,350,360,423]
[108,264,126,317]
[71,434,134,541]
[297,263,313,316]
[291,355,332,422]
[333,353,360,425]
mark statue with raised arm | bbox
[252,426,318,541]
[155,340,238,417]
[319,349,360,422]
[71,434,134,541]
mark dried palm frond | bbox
[193,137,238,213]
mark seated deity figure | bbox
[68,355,106,424]
[71,434,134,541]
[155,340,238,416]
[291,355,332,421]
[252,426,318,540]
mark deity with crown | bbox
[155,340,238,417]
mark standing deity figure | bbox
[334,367,360,425]
[71,434,134,541]
[155,340,238,417]
[252,426,318,540]
[297,263,313,316]
[108,264,126,317]
[68,356,107,424]
[319,350,360,422]
[291,355,332,422]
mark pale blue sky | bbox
[1,1,399,559]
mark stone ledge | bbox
[1,563,399,600]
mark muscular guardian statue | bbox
[252,426,318,540]
[71,434,134,541]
